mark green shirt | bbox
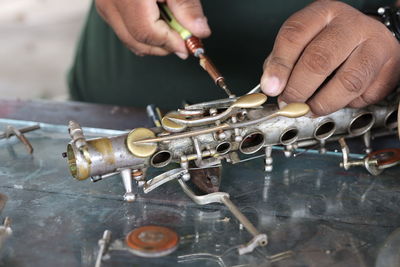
[68,0,391,110]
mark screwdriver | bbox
[158,3,234,98]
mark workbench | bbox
[0,99,400,267]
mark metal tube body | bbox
[67,134,146,180]
[67,101,398,180]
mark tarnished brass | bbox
[136,103,309,145]
[165,93,267,127]
[126,128,158,158]
[67,144,90,180]
[275,103,310,118]
[91,138,116,165]
[133,124,230,144]
[231,103,311,128]
[231,93,267,109]
[161,113,187,132]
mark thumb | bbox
[166,0,211,38]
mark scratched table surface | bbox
[1,105,400,266]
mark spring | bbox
[185,37,204,57]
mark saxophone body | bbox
[65,88,399,201]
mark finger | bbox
[307,41,387,115]
[97,1,171,56]
[261,1,335,96]
[348,57,400,108]
[167,0,211,38]
[117,0,187,55]
[279,19,362,104]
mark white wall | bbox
[0,0,91,100]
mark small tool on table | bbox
[158,3,234,98]
[0,124,40,154]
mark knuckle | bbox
[307,2,330,18]
[321,0,352,14]
[131,25,170,48]
[309,99,330,116]
[359,90,383,105]
[357,95,375,106]
[325,1,348,10]
[338,69,365,93]
[277,20,308,47]
[301,46,334,75]
[132,30,152,44]
[283,84,309,102]
[268,56,292,71]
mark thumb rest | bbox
[64,86,399,254]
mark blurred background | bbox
[0,0,91,100]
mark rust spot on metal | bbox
[190,166,221,193]
[132,170,143,177]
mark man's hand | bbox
[261,1,400,115]
[95,0,211,59]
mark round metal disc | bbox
[126,128,157,158]
[368,148,400,169]
[126,226,179,258]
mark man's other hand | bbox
[261,1,400,115]
[95,0,211,59]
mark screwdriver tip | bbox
[219,82,234,98]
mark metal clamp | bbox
[143,168,188,194]
[178,179,268,255]
[339,138,383,176]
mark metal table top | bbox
[0,117,399,267]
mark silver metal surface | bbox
[178,179,268,254]
[339,138,383,176]
[95,230,112,267]
[68,133,146,180]
[120,169,135,202]
[143,168,188,194]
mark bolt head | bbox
[218,133,227,140]
[265,158,273,165]
[265,165,273,172]
[284,150,292,158]
[235,136,243,142]
[182,173,191,181]
[124,192,136,202]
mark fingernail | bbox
[278,100,287,109]
[175,52,188,60]
[261,76,281,96]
